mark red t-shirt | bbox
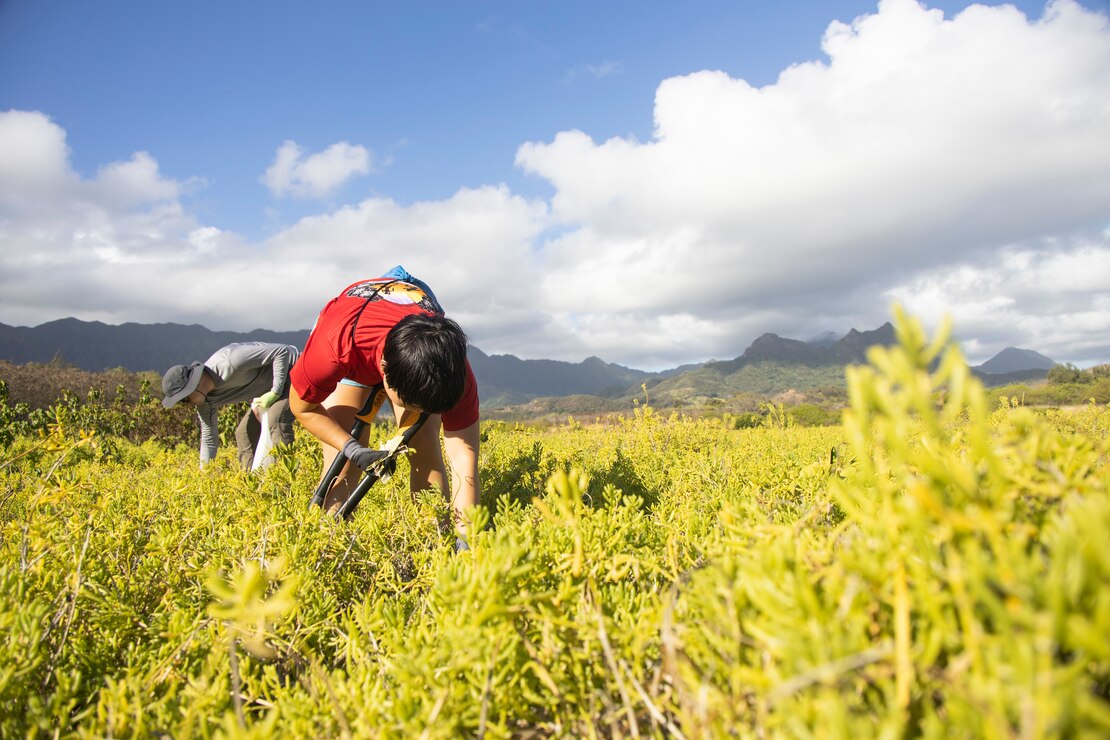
[290,279,479,431]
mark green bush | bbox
[0,309,1106,736]
[785,402,841,427]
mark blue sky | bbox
[2,0,1109,369]
[2,1,967,236]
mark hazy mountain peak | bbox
[975,347,1057,374]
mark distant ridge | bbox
[0,318,660,408]
[702,322,897,374]
[969,347,1057,388]
[639,322,899,403]
[0,318,1059,408]
[466,347,653,407]
[0,318,310,373]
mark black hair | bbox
[382,313,468,414]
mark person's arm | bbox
[251,344,298,419]
[267,345,297,397]
[443,419,480,521]
[288,384,355,451]
[197,403,218,466]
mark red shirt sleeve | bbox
[289,308,349,404]
[288,332,344,406]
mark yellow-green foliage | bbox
[0,309,1107,737]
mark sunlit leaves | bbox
[207,557,298,659]
[1,309,1107,736]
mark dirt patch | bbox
[773,388,807,405]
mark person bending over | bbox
[288,266,480,547]
[161,341,299,469]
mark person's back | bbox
[162,341,299,469]
[288,267,480,550]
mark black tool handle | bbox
[336,411,429,520]
[336,466,381,520]
[308,385,385,509]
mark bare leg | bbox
[398,410,446,498]
[394,407,474,534]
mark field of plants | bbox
[1,311,1108,737]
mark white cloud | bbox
[886,232,1110,365]
[0,109,77,210]
[258,185,551,337]
[261,140,373,199]
[0,108,549,340]
[91,152,182,207]
[514,0,1110,365]
[0,109,243,327]
[2,0,1110,371]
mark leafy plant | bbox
[0,308,1106,736]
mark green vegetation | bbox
[992,363,1110,408]
[0,377,195,449]
[0,360,159,411]
[651,360,848,401]
[1,311,1108,736]
[0,360,256,450]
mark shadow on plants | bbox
[481,440,554,517]
[588,447,657,510]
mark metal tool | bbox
[308,383,429,519]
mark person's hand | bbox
[252,391,279,411]
[342,438,390,472]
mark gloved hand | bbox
[251,391,280,410]
[342,438,391,472]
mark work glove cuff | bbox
[342,438,389,472]
[341,438,363,461]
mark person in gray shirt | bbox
[161,342,299,469]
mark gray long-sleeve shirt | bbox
[194,342,300,463]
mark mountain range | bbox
[0,318,1057,409]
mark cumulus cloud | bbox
[0,110,78,214]
[259,185,550,334]
[261,140,373,199]
[515,0,1110,366]
[0,108,549,339]
[91,152,184,208]
[887,231,1110,365]
[0,110,71,185]
[3,0,1110,370]
[0,110,243,327]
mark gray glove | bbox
[342,438,391,472]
